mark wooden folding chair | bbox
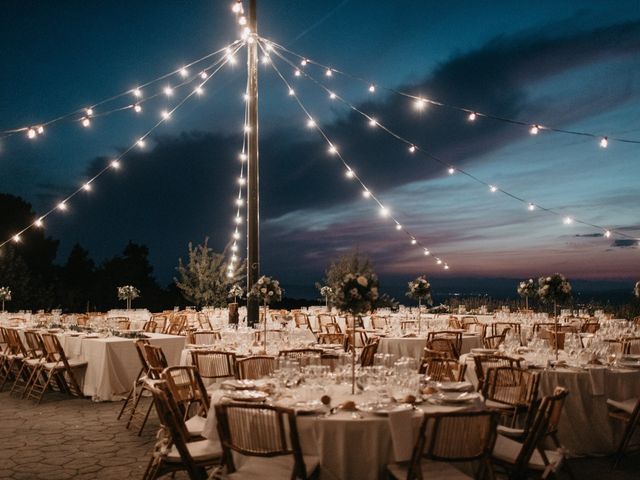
[188,330,222,345]
[109,316,131,330]
[162,365,210,438]
[427,331,463,359]
[482,367,540,427]
[215,402,319,479]
[26,333,87,403]
[387,410,498,479]
[190,350,236,382]
[236,356,275,380]
[143,382,221,480]
[359,339,379,367]
[0,328,28,391]
[473,354,521,391]
[10,329,45,397]
[419,357,466,381]
[607,397,640,468]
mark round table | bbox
[378,333,483,359]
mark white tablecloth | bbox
[59,332,185,401]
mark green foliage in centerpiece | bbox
[228,284,244,303]
[117,285,140,301]
[0,286,12,302]
[334,272,379,315]
[406,275,433,305]
[517,278,536,298]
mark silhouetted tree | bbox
[59,244,95,312]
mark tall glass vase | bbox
[262,300,268,354]
[126,297,132,310]
[417,298,422,334]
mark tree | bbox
[174,238,244,308]
[59,244,95,312]
[321,250,374,295]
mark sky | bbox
[1,1,639,297]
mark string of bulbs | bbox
[1,40,244,141]
[258,40,451,270]
[0,42,245,250]
[262,37,638,243]
[263,38,640,148]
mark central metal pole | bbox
[246,0,260,326]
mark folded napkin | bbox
[388,408,420,462]
[586,366,606,396]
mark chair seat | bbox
[607,398,638,415]
[25,358,46,366]
[485,399,516,411]
[226,454,320,479]
[185,415,207,436]
[492,434,563,470]
[387,459,473,479]
[166,439,222,463]
[43,359,87,369]
[496,425,525,439]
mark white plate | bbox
[470,348,497,355]
[356,402,413,415]
[291,400,324,413]
[226,390,269,402]
[431,392,480,404]
[220,379,257,390]
[435,381,473,392]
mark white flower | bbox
[356,276,368,287]
[268,291,274,296]
[260,287,267,293]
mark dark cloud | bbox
[611,239,639,248]
[575,233,603,238]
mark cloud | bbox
[611,239,639,248]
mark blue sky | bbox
[0,1,638,291]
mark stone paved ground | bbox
[0,390,638,479]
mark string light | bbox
[529,125,539,135]
[161,110,171,120]
[423,249,430,256]
[261,55,270,65]
[238,176,246,185]
[179,67,189,78]
[238,16,247,26]
[239,153,247,161]
[194,86,204,95]
[163,86,174,97]
[233,231,240,240]
[133,103,142,113]
[563,216,574,225]
[27,128,36,139]
[414,98,427,110]
[329,92,336,100]
[85,108,94,116]
[345,168,355,178]
[81,117,91,128]
[200,71,208,79]
[489,185,498,193]
[604,230,611,238]
[447,167,455,175]
[57,202,68,211]
[132,88,142,98]
[137,138,146,148]
[468,112,477,121]
[368,84,375,93]
[307,119,316,128]
[408,145,416,153]
[259,39,449,269]
[231,1,242,13]
[325,68,333,77]
[301,59,307,66]
[600,137,608,148]
[294,69,301,77]
[110,160,120,169]
[82,183,92,192]
[34,218,44,228]
[12,234,21,243]
[263,38,637,248]
[36,125,44,134]
[288,88,295,96]
[368,117,377,127]
[528,203,535,211]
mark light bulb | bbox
[231,243,238,252]
[423,249,430,256]
[600,137,608,148]
[307,119,316,128]
[236,198,243,206]
[395,224,402,230]
[411,239,417,245]
[368,85,375,93]
[110,160,120,169]
[161,110,171,120]
[134,104,142,113]
[325,68,332,77]
[12,234,21,243]
[362,190,371,198]
[238,16,247,25]
[179,67,189,78]
[468,112,477,121]
[328,145,338,155]
[239,153,247,161]
[447,167,455,175]
[82,183,92,191]
[261,55,270,64]
[34,218,44,228]
[243,93,249,101]
[86,108,94,116]
[265,43,273,52]
[81,117,91,128]
[163,86,173,97]
[232,2,242,14]
[231,254,238,261]
[368,117,377,127]
[27,128,36,139]
[57,202,67,211]
[200,71,208,79]
[563,216,573,225]
[133,88,142,98]
[294,69,301,77]
[414,98,427,110]
[379,206,389,217]
[408,145,416,153]
[137,138,146,148]
[244,125,251,133]
[233,231,240,239]
[36,125,44,134]
[530,125,539,135]
[528,203,535,211]
[604,230,611,238]
[288,88,295,96]
[444,264,450,270]
[234,216,242,224]
[436,259,442,265]
[300,59,307,66]
[194,86,204,95]
[489,185,498,193]
[329,92,336,99]
[238,177,246,186]
[345,169,354,178]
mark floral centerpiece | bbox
[319,285,333,309]
[0,286,11,312]
[517,278,537,310]
[406,275,433,334]
[634,281,640,299]
[537,274,572,359]
[248,276,283,352]
[228,284,244,303]
[334,272,379,394]
[117,285,140,310]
